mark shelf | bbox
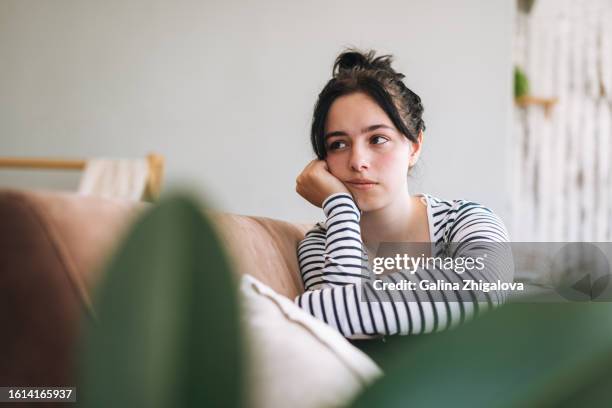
[515,95,558,117]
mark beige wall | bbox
[0,0,515,223]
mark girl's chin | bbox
[353,195,386,213]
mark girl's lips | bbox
[346,182,377,190]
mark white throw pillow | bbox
[240,274,383,408]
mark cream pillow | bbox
[240,274,383,408]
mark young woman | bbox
[293,49,513,342]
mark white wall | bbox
[0,0,515,223]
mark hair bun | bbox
[333,49,395,76]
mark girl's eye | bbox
[328,140,347,150]
[371,135,389,145]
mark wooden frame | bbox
[0,153,164,200]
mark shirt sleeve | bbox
[296,192,367,291]
[294,201,514,339]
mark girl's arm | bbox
[297,192,366,291]
[294,204,513,338]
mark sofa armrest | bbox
[0,189,143,386]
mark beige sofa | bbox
[0,188,314,389]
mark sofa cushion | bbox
[240,274,382,408]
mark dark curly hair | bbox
[311,49,426,159]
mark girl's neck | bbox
[360,191,428,250]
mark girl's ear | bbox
[408,130,424,168]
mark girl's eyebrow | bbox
[324,124,394,140]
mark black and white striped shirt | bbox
[294,192,513,339]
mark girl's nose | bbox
[349,146,370,172]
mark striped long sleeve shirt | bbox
[294,192,513,339]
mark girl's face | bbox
[324,92,421,212]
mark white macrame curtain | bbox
[513,0,612,241]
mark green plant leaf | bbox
[514,67,530,98]
[350,303,612,407]
[79,193,243,408]
[518,0,536,14]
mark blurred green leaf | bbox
[350,303,612,407]
[79,194,243,408]
[518,0,536,14]
[514,67,530,98]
